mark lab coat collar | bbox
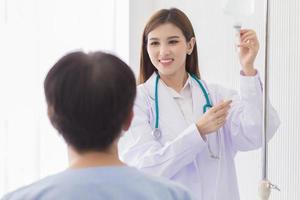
[144,72,194,99]
[143,73,158,99]
[144,73,189,130]
[143,73,210,130]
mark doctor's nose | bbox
[159,44,171,57]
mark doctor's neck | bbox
[67,142,123,169]
[159,71,188,93]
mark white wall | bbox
[129,0,154,74]
[129,0,300,199]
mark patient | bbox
[1,51,192,200]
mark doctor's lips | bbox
[159,58,174,66]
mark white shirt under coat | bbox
[118,72,280,200]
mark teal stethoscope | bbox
[151,72,220,159]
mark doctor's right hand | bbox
[196,100,232,138]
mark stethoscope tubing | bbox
[152,72,220,159]
[154,72,213,130]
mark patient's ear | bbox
[122,108,134,131]
[47,105,58,129]
[47,105,55,122]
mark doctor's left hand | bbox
[238,29,259,76]
[196,100,232,138]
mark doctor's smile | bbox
[159,58,174,66]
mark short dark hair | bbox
[44,51,136,153]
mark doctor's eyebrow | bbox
[167,36,180,40]
[148,36,181,41]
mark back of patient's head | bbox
[44,51,136,153]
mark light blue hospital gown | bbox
[1,166,192,200]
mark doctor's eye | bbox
[149,41,160,46]
[168,40,179,45]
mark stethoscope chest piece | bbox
[152,128,162,141]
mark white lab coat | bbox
[118,72,280,200]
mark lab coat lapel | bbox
[145,73,187,134]
[191,78,208,121]
[191,78,220,151]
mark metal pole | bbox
[262,0,270,182]
[259,0,280,199]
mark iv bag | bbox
[222,0,255,19]
[222,0,255,51]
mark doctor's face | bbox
[146,23,194,78]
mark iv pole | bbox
[258,0,280,199]
[222,0,280,198]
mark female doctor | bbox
[118,8,280,200]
